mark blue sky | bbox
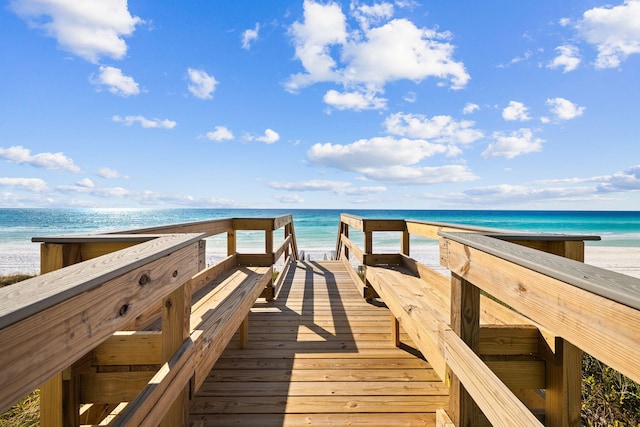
[1,0,640,210]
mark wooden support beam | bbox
[448,272,480,427]
[160,282,191,427]
[391,313,400,347]
[542,338,582,427]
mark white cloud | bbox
[187,68,218,100]
[274,194,305,204]
[357,164,477,185]
[77,178,94,188]
[0,177,48,192]
[112,115,177,129]
[308,136,447,170]
[0,145,81,172]
[546,97,585,120]
[502,101,531,121]
[323,89,387,111]
[462,103,479,114]
[482,129,544,159]
[597,165,640,192]
[547,45,581,73]
[268,179,386,195]
[242,23,260,50]
[577,0,640,68]
[206,126,234,142]
[350,1,394,30]
[97,167,128,179]
[287,1,469,98]
[92,65,140,96]
[252,129,280,144]
[307,136,476,184]
[10,0,142,63]
[384,113,483,145]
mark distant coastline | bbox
[2,208,639,277]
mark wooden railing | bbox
[0,215,298,426]
[334,213,640,426]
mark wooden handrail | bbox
[440,231,640,385]
[0,215,300,424]
[335,213,620,425]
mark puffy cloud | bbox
[546,97,585,120]
[384,113,483,145]
[309,136,446,170]
[0,177,48,192]
[577,0,640,68]
[0,145,81,172]
[307,136,476,185]
[502,101,531,121]
[287,0,469,99]
[112,115,177,129]
[323,89,387,111]
[97,167,128,179]
[350,1,394,30]
[462,103,479,114]
[248,129,280,144]
[482,129,544,159]
[206,126,234,142]
[91,66,140,96]
[242,23,260,50]
[547,45,581,73]
[10,0,142,63]
[187,68,218,100]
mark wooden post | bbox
[343,225,350,260]
[265,229,274,257]
[401,229,410,256]
[227,229,236,256]
[448,272,480,427]
[160,281,191,427]
[391,313,400,347]
[284,224,290,259]
[40,243,80,427]
[528,239,584,427]
[544,338,582,427]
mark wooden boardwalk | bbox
[189,260,449,426]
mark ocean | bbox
[2,208,640,275]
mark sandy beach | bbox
[1,244,638,279]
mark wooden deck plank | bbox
[189,260,448,426]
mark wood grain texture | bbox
[191,260,449,425]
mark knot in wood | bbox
[118,304,129,317]
[138,274,150,286]
[165,299,173,309]
[172,270,178,278]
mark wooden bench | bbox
[365,258,549,418]
[81,255,274,425]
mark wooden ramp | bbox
[189,260,449,426]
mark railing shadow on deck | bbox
[334,213,640,426]
[0,215,298,426]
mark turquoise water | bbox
[2,208,640,274]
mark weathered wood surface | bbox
[440,232,640,385]
[190,261,449,426]
[0,236,201,413]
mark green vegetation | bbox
[582,353,640,426]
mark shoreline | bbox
[1,244,638,279]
